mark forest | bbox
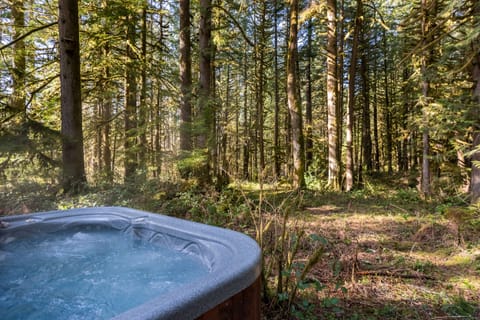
[1,0,480,318]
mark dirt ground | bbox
[290,199,480,319]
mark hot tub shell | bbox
[0,207,261,320]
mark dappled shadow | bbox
[320,295,480,320]
[293,206,480,320]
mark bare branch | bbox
[0,22,58,52]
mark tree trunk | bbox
[101,44,112,182]
[155,84,163,177]
[372,62,380,172]
[273,0,281,178]
[219,65,231,186]
[326,0,339,190]
[384,30,393,173]
[336,0,344,186]
[252,1,266,179]
[58,0,87,193]
[198,0,213,184]
[471,130,480,203]
[11,0,26,114]
[305,19,313,170]
[420,0,435,197]
[469,0,480,204]
[421,63,431,196]
[360,39,372,173]
[179,0,192,152]
[124,13,138,182]
[242,46,250,180]
[154,8,165,178]
[400,67,410,172]
[346,0,362,191]
[138,4,148,176]
[287,0,305,189]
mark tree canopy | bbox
[0,0,479,200]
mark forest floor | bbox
[287,190,480,320]
[1,175,480,319]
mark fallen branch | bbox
[433,317,473,319]
[356,268,436,280]
[389,203,410,214]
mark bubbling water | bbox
[0,226,209,320]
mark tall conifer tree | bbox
[58,0,87,193]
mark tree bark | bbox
[360,39,372,173]
[336,0,344,186]
[101,40,112,182]
[471,131,480,203]
[273,0,281,178]
[138,4,148,175]
[384,29,393,173]
[124,13,138,182]
[345,0,362,191]
[469,1,480,204]
[11,0,26,114]
[420,0,435,197]
[256,1,266,177]
[198,0,213,184]
[179,0,192,152]
[326,0,339,190]
[305,19,313,170]
[287,0,305,189]
[372,64,380,172]
[400,67,410,172]
[58,0,87,193]
[198,0,212,149]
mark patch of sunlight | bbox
[304,205,342,215]
[229,181,291,192]
[356,232,385,243]
[433,247,456,257]
[448,276,480,291]
[444,248,480,267]
[153,192,166,200]
[406,250,446,263]
[444,254,474,267]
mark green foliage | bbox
[441,295,478,319]
[177,150,209,182]
[395,188,421,203]
[374,304,398,318]
[413,259,435,273]
[163,186,248,227]
[236,186,346,319]
[0,118,61,179]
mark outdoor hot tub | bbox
[0,207,261,320]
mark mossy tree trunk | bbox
[326,0,339,190]
[345,0,362,191]
[470,1,480,204]
[11,0,26,116]
[196,0,213,185]
[179,0,192,153]
[287,0,305,189]
[420,0,436,197]
[58,0,87,193]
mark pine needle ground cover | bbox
[298,209,480,319]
